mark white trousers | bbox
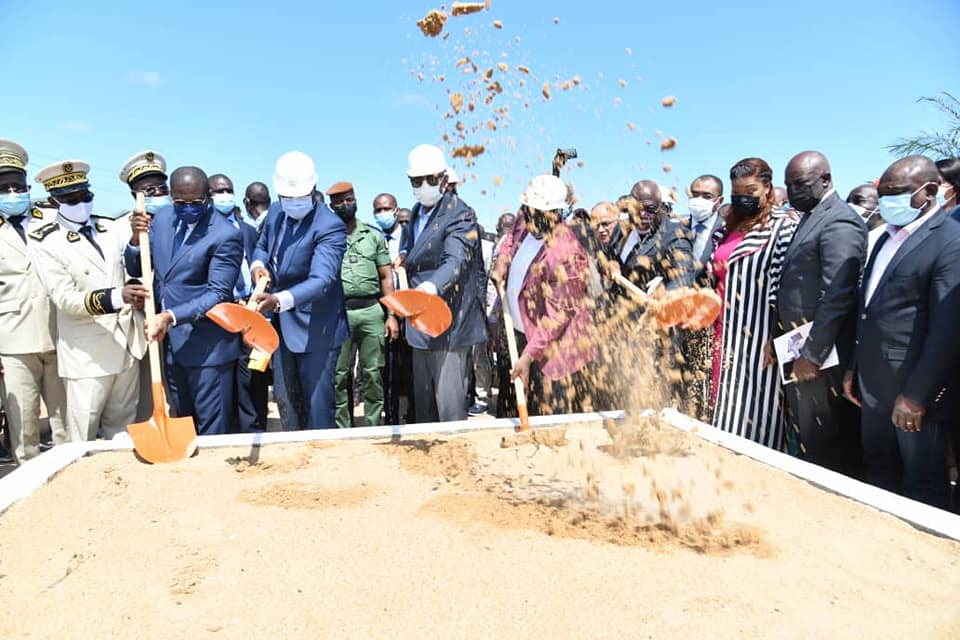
[64,361,140,441]
[1,351,67,463]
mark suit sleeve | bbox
[430,205,480,296]
[800,215,867,365]
[901,236,960,406]
[522,252,589,362]
[251,219,271,271]
[167,227,243,323]
[124,243,142,278]
[663,224,695,289]
[285,219,347,305]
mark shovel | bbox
[497,282,530,432]
[127,192,198,463]
[206,276,279,372]
[613,273,721,330]
[380,266,452,338]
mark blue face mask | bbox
[173,201,209,225]
[212,193,236,214]
[878,182,934,227]
[145,194,172,214]
[281,196,314,221]
[0,191,30,217]
[374,210,397,231]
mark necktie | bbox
[172,221,188,257]
[78,225,104,259]
[695,222,707,235]
[8,215,26,243]
[230,218,252,298]
[276,219,297,267]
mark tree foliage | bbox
[887,92,960,159]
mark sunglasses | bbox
[409,173,444,188]
[172,198,206,206]
[57,191,94,205]
[134,184,169,197]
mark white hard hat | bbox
[406,144,448,177]
[446,166,460,184]
[520,174,568,211]
[273,151,318,197]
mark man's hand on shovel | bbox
[122,283,150,311]
[128,209,151,245]
[146,311,174,343]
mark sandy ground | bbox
[0,417,957,639]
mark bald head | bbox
[628,180,661,233]
[773,186,789,208]
[208,173,234,194]
[496,212,516,237]
[785,151,833,213]
[170,166,209,202]
[878,155,940,214]
[590,201,619,246]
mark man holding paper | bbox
[775,151,867,474]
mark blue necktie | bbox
[172,221,188,257]
[276,219,297,267]
[695,222,707,235]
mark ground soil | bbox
[0,419,957,639]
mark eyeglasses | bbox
[397,220,410,225]
[57,191,94,205]
[172,198,206,206]
[409,174,444,188]
[135,184,169,197]
[2,184,29,194]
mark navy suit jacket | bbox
[251,201,348,354]
[124,205,243,367]
[854,209,960,421]
[399,192,486,350]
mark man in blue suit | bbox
[250,151,348,429]
[125,166,243,436]
[209,173,267,433]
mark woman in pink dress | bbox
[709,158,798,450]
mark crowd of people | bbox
[1,136,959,512]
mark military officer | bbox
[0,140,67,462]
[119,150,170,422]
[30,161,148,441]
[327,182,399,427]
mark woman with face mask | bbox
[708,157,798,451]
[490,175,597,416]
[935,157,960,220]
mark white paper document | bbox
[772,322,839,385]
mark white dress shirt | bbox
[506,234,544,335]
[691,212,718,259]
[864,205,940,305]
[249,217,298,312]
[619,229,640,262]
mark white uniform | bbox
[29,215,145,441]
[0,206,67,461]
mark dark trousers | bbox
[784,368,861,477]
[233,343,269,433]
[497,331,588,417]
[273,341,338,430]
[411,347,471,423]
[861,405,949,509]
[163,350,234,436]
[383,332,415,425]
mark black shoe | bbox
[0,449,14,464]
[38,442,53,452]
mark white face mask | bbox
[413,183,444,208]
[59,201,93,224]
[688,197,715,223]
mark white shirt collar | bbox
[58,216,95,233]
[885,204,941,238]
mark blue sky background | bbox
[2,0,957,227]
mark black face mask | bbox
[787,180,825,213]
[332,202,357,221]
[731,195,763,217]
[527,209,556,237]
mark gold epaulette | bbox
[29,222,59,241]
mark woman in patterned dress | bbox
[709,157,798,449]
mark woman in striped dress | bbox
[709,157,798,449]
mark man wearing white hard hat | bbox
[31,160,148,442]
[396,144,486,423]
[491,175,596,415]
[249,151,348,429]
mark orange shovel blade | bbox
[654,288,722,330]
[381,290,453,338]
[380,290,430,318]
[127,382,198,463]
[206,303,280,354]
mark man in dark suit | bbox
[250,151,348,430]
[126,166,243,436]
[396,144,486,423]
[778,151,867,474]
[209,173,267,433]
[843,155,960,508]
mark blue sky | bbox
[2,0,957,227]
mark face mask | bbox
[332,202,357,221]
[374,210,397,231]
[0,192,30,217]
[280,195,314,221]
[413,183,443,208]
[173,201,209,225]
[526,209,556,238]
[59,201,94,224]
[937,185,952,208]
[786,180,825,213]
[688,197,715,223]
[145,195,172,214]
[849,203,866,218]
[212,192,236,214]
[731,194,762,217]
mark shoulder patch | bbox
[0,217,4,228]
[31,207,44,219]
[66,231,81,243]
[29,222,59,241]
[95,222,108,233]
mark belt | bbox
[344,296,380,310]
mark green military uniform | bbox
[334,223,391,427]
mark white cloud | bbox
[61,120,92,132]
[127,69,161,87]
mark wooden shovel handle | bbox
[246,276,270,311]
[612,273,649,304]
[396,266,409,291]
[498,282,530,431]
[135,192,163,386]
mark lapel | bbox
[0,221,26,259]
[698,215,723,265]
[784,193,837,264]
[165,210,213,275]
[860,231,889,312]
[67,225,107,274]
[279,207,316,273]
[408,196,449,261]
[867,211,943,310]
